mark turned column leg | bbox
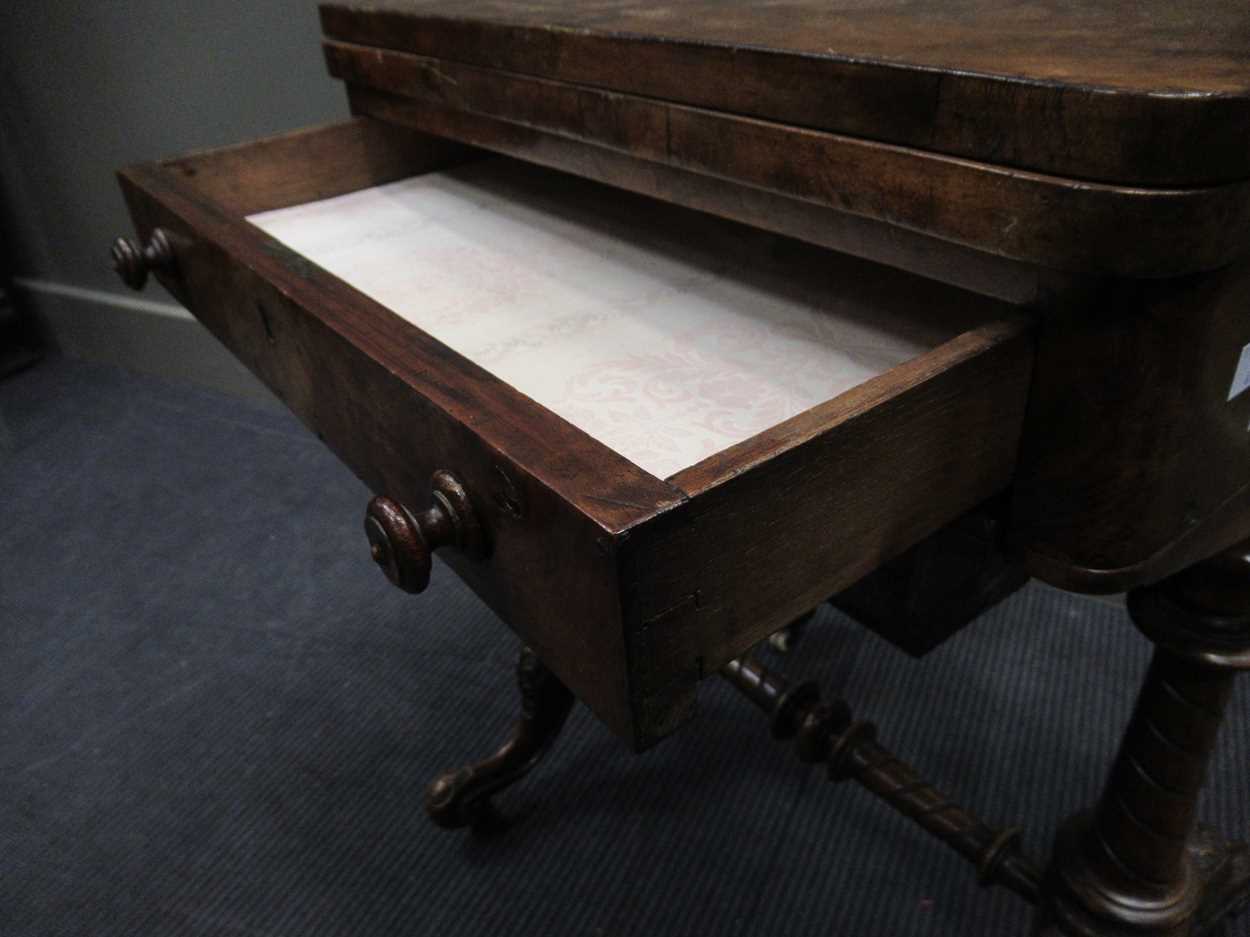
[1040,540,1250,936]
[424,645,575,832]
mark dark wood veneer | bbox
[327,45,1250,278]
[622,319,1033,732]
[320,0,1250,187]
[154,118,472,217]
[345,86,1044,305]
[333,86,1250,595]
[115,118,1032,746]
[1013,263,1250,593]
[118,121,683,743]
[110,6,1250,932]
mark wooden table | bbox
[112,3,1250,933]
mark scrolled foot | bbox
[1190,833,1250,934]
[424,646,575,832]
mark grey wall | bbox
[1,1,346,395]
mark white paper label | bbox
[1230,343,1250,401]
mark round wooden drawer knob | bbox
[364,471,482,594]
[111,228,176,291]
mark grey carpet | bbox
[3,356,1248,937]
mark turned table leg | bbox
[1040,541,1250,936]
[424,645,575,832]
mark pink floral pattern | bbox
[250,160,988,479]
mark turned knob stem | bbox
[364,471,481,594]
[111,228,176,290]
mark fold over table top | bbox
[321,0,1250,188]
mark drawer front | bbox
[117,120,685,746]
[117,119,1034,749]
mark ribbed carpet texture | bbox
[3,357,1250,937]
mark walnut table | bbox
[112,3,1250,933]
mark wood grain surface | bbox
[321,0,1250,186]
[117,122,688,745]
[116,119,1036,745]
[623,318,1033,733]
[154,118,472,217]
[345,87,1045,303]
[1011,261,1250,593]
[329,49,1250,278]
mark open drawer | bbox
[117,118,1034,749]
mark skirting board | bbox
[15,278,278,406]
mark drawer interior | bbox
[123,118,1033,747]
[248,157,1005,481]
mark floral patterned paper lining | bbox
[249,160,991,480]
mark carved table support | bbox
[722,654,1043,904]
[424,646,575,832]
[1040,540,1250,936]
